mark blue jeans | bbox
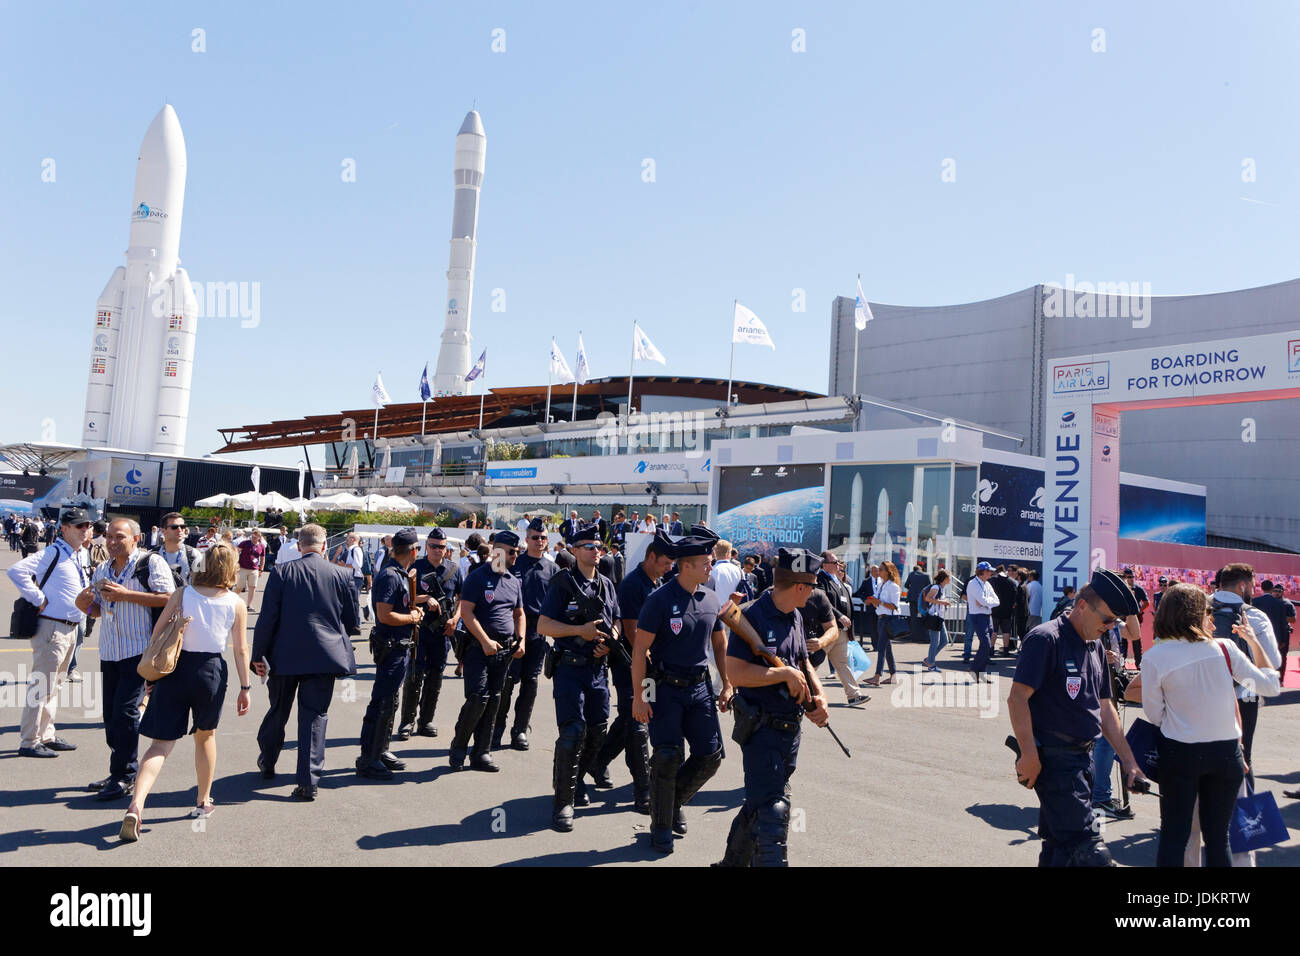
[1092,736,1115,803]
[927,621,949,664]
[962,615,974,659]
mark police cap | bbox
[1090,567,1140,618]
[776,547,821,583]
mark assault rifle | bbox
[554,569,632,669]
[719,599,851,758]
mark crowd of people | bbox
[6,504,1296,866]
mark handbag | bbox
[883,615,911,640]
[9,546,63,639]
[1125,717,1163,782]
[1229,786,1289,853]
[137,587,191,681]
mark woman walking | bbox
[864,561,901,686]
[1140,583,1281,866]
[120,543,251,841]
[921,570,953,672]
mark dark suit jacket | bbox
[252,552,359,677]
[562,519,579,540]
[669,521,684,536]
[904,570,931,614]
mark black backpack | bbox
[135,551,185,627]
[1210,598,1247,655]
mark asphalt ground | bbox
[2,546,1298,867]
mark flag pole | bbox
[726,299,736,422]
[545,364,553,425]
[478,370,486,432]
[852,274,861,398]
[571,332,580,422]
[626,321,636,444]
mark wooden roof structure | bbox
[215,376,821,453]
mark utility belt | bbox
[1036,730,1095,755]
[485,633,522,657]
[651,664,710,689]
[555,649,604,668]
[730,692,802,745]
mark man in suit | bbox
[668,512,685,536]
[591,510,610,547]
[252,523,359,800]
[854,566,878,649]
[562,511,581,540]
[904,563,932,645]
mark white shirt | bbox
[708,559,744,596]
[966,576,999,615]
[876,579,902,615]
[197,534,219,551]
[158,542,194,585]
[1210,590,1282,700]
[344,544,365,578]
[181,586,243,654]
[278,539,302,563]
[1142,637,1281,743]
[8,539,88,623]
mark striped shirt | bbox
[90,549,176,662]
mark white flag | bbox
[250,466,261,493]
[632,322,666,364]
[855,279,874,331]
[575,332,589,385]
[372,373,392,408]
[732,302,775,349]
[549,337,575,383]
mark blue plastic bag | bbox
[845,640,871,681]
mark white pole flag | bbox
[855,278,874,331]
[372,373,392,407]
[575,333,590,385]
[550,338,575,383]
[250,465,261,493]
[632,322,666,364]
[732,302,775,349]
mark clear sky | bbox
[3,1,1298,469]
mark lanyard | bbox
[55,540,87,589]
[104,552,138,611]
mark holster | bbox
[730,693,761,746]
[543,644,557,680]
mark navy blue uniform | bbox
[589,564,661,794]
[539,568,620,728]
[397,558,461,736]
[357,563,414,771]
[448,563,523,768]
[723,591,809,866]
[494,552,559,747]
[1012,616,1114,866]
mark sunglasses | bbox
[166,524,186,530]
[528,535,547,542]
[576,542,599,551]
[427,543,446,549]
[502,548,519,556]
[1085,600,1120,627]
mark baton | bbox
[820,720,852,758]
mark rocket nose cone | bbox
[139,104,187,165]
[458,110,485,137]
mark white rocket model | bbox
[844,472,864,584]
[432,110,487,397]
[83,105,197,455]
[867,488,893,566]
[904,501,917,569]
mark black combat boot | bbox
[627,722,652,814]
[417,673,442,736]
[378,695,405,771]
[712,807,756,867]
[355,707,393,780]
[470,693,501,772]
[649,747,683,854]
[448,694,487,771]
[574,722,607,808]
[672,746,723,835]
[510,675,540,750]
[752,799,790,867]
[396,664,423,740]
[591,713,626,789]
[491,679,516,750]
[552,721,585,832]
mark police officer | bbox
[537,523,621,832]
[587,532,674,812]
[632,526,735,854]
[396,528,462,740]
[1008,568,1145,866]
[450,531,525,771]
[492,518,556,751]
[356,529,424,780]
[718,548,830,866]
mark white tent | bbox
[226,490,299,512]
[372,494,417,513]
[309,492,367,511]
[194,493,232,507]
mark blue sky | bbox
[3,1,1298,469]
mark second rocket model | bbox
[432,110,487,397]
[83,104,197,455]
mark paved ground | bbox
[2,546,1298,866]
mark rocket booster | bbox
[432,110,487,397]
[83,105,197,454]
